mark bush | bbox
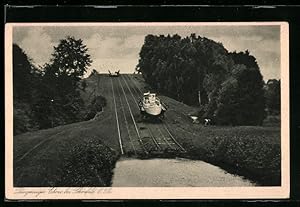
[206,132,281,185]
[57,139,119,186]
[85,95,107,120]
[13,102,39,135]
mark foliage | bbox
[264,79,280,115]
[214,77,239,125]
[206,129,281,185]
[85,95,107,120]
[13,44,34,100]
[33,36,92,128]
[50,36,92,78]
[57,139,119,187]
[13,37,93,134]
[13,44,40,134]
[215,64,266,125]
[137,34,231,106]
[137,34,266,125]
[173,122,281,185]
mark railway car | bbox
[108,70,120,77]
[139,92,167,119]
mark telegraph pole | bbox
[198,90,201,106]
[50,99,54,128]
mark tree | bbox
[215,64,266,125]
[214,77,239,125]
[13,37,94,132]
[265,79,280,115]
[229,50,259,69]
[13,44,34,101]
[13,44,40,134]
[137,34,232,106]
[50,36,92,78]
[137,34,265,125]
[36,36,92,128]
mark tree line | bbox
[136,34,280,125]
[13,36,103,135]
[13,34,280,134]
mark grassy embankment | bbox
[171,124,281,186]
[14,74,122,187]
[134,75,281,186]
[14,114,121,187]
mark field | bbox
[13,74,281,186]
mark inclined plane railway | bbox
[109,74,186,156]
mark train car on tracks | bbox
[139,92,167,120]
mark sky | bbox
[13,24,281,81]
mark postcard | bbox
[5,22,289,199]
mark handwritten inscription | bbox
[15,187,112,198]
[15,189,45,197]
[48,187,112,194]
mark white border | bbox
[5,22,289,200]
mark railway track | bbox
[127,75,186,152]
[120,75,164,153]
[122,75,167,151]
[123,75,176,151]
[122,74,186,153]
[117,77,149,155]
[110,78,124,155]
[114,77,139,156]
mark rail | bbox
[110,78,124,155]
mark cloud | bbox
[13,25,281,80]
[207,34,280,80]
[85,34,144,59]
[84,34,145,73]
[18,27,56,66]
[123,35,145,50]
[14,27,144,74]
[88,58,138,75]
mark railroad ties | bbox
[120,74,187,157]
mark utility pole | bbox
[198,67,202,107]
[198,90,201,106]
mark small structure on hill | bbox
[108,70,120,77]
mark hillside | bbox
[14,74,281,186]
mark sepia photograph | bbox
[5,22,289,199]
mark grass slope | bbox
[133,74,281,186]
[14,105,121,187]
[14,74,281,186]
